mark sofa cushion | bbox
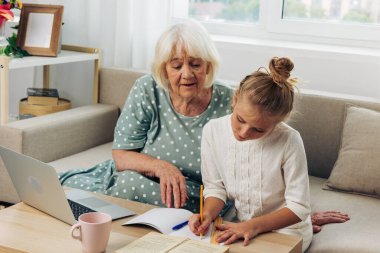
[48,142,113,174]
[289,91,380,179]
[325,105,380,198]
[99,68,146,111]
[308,176,380,253]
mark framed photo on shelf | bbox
[16,4,64,57]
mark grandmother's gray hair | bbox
[151,20,220,89]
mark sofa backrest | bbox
[98,67,380,179]
[288,91,380,179]
[99,68,147,111]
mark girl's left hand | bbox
[215,221,259,246]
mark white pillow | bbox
[325,105,380,198]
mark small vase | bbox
[0,23,7,48]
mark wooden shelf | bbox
[8,50,99,69]
[0,45,101,124]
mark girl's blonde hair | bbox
[235,57,297,120]
[151,20,220,90]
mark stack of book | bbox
[27,88,59,105]
[19,87,70,118]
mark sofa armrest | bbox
[0,104,119,203]
[0,104,119,162]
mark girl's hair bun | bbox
[236,56,298,120]
[269,57,294,87]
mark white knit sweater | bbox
[201,115,312,252]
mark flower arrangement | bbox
[0,0,22,28]
[0,0,28,57]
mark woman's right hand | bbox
[154,160,187,209]
[113,150,187,208]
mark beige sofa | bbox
[1,68,379,253]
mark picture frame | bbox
[16,4,64,57]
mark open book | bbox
[122,208,217,242]
[115,231,229,253]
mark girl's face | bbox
[231,94,280,141]
[165,48,210,99]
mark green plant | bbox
[0,32,29,57]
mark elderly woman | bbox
[59,20,233,213]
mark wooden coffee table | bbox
[0,192,302,253]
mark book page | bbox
[115,232,186,253]
[169,239,229,253]
[123,208,193,234]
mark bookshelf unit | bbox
[0,45,101,124]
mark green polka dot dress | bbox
[59,74,233,213]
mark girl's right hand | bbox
[188,213,212,236]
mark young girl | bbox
[189,57,312,252]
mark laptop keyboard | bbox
[67,199,96,220]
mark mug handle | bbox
[70,223,82,241]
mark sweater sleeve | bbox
[201,121,228,203]
[282,131,311,221]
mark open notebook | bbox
[123,207,221,243]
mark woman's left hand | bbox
[216,221,259,246]
[312,211,350,233]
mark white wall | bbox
[214,39,380,99]
[5,0,380,117]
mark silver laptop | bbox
[0,146,135,225]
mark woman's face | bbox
[165,49,209,99]
[231,94,280,141]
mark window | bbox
[171,0,262,38]
[189,0,260,24]
[283,0,380,25]
[268,0,380,43]
[171,0,380,45]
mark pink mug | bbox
[70,212,112,253]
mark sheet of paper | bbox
[115,232,228,253]
[115,232,186,253]
[169,239,228,253]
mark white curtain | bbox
[25,0,171,70]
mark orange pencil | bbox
[200,185,204,239]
